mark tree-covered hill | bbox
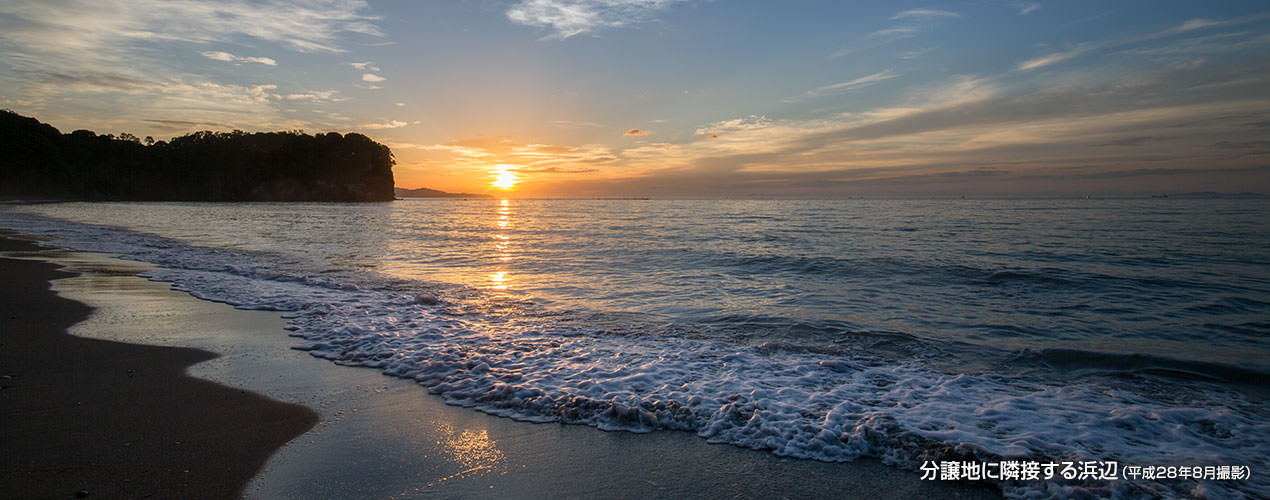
[0,110,395,201]
[394,187,490,198]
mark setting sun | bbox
[490,164,518,190]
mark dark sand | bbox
[1,233,1002,500]
[0,235,318,500]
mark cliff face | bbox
[0,110,395,202]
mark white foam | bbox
[4,210,1266,500]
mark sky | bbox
[2,0,1268,198]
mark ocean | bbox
[4,198,1267,499]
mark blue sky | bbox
[2,1,1268,197]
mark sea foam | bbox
[4,207,1266,500]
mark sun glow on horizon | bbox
[491,164,519,190]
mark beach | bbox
[0,232,1004,499]
[3,1,1267,497]
[0,234,318,499]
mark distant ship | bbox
[1151,193,1169,198]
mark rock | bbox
[416,293,438,305]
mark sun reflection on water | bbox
[489,199,512,290]
[497,199,510,230]
[424,422,506,488]
[488,271,509,290]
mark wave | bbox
[1016,348,1270,386]
[705,250,1214,294]
[4,208,1268,500]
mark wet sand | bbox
[1,233,1001,499]
[0,235,318,499]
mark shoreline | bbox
[0,232,1002,499]
[0,234,318,499]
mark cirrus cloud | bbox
[506,0,687,40]
[0,0,383,57]
[890,9,962,21]
[200,50,277,66]
[0,0,385,134]
[783,69,898,103]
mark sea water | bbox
[4,199,1267,499]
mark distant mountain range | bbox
[394,187,490,198]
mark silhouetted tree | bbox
[0,110,395,201]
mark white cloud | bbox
[200,51,277,66]
[1016,3,1041,16]
[15,68,281,105]
[784,70,898,102]
[576,62,1270,197]
[834,7,961,59]
[1016,15,1260,72]
[0,0,384,131]
[1174,18,1222,34]
[695,115,775,135]
[865,27,918,40]
[506,0,686,40]
[1113,31,1270,59]
[550,71,1267,196]
[351,61,380,72]
[890,9,962,21]
[362,73,386,83]
[201,51,237,62]
[812,70,898,93]
[0,0,383,56]
[24,74,303,132]
[898,47,932,59]
[361,120,408,130]
[1017,44,1093,71]
[283,90,344,102]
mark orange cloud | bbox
[623,128,652,136]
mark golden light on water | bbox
[424,422,506,488]
[495,236,510,262]
[490,164,518,190]
[489,271,509,290]
[490,199,513,288]
[497,199,510,229]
